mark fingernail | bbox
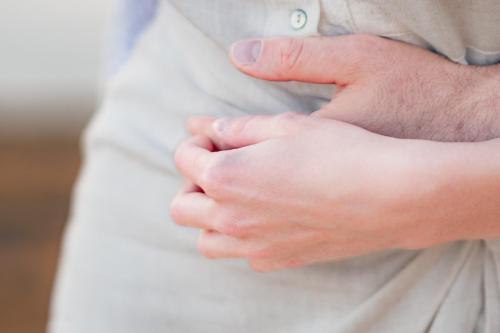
[213,118,229,135]
[231,39,262,66]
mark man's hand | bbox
[230,35,500,142]
[171,113,500,272]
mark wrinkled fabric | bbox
[49,1,500,332]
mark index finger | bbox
[174,135,215,186]
[186,116,215,136]
[187,116,233,150]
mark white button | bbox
[290,9,307,30]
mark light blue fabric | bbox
[107,0,158,76]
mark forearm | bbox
[451,64,500,141]
[414,138,500,248]
[450,138,500,239]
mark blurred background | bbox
[0,0,114,331]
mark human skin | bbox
[171,35,500,272]
[229,35,500,142]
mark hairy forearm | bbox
[441,64,500,142]
[283,35,500,143]
[353,62,500,143]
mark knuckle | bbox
[198,164,218,192]
[338,34,386,78]
[215,215,245,238]
[229,116,256,137]
[169,197,184,225]
[278,38,304,73]
[198,155,230,195]
[173,142,186,171]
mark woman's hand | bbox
[171,113,493,272]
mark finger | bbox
[170,188,217,229]
[187,116,233,150]
[186,116,215,136]
[174,135,215,185]
[211,112,316,148]
[178,179,204,194]
[229,35,379,85]
[197,229,251,259]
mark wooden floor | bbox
[0,138,81,333]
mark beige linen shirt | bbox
[50,1,500,332]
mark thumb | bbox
[212,112,314,148]
[229,35,375,85]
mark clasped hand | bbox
[171,35,500,272]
